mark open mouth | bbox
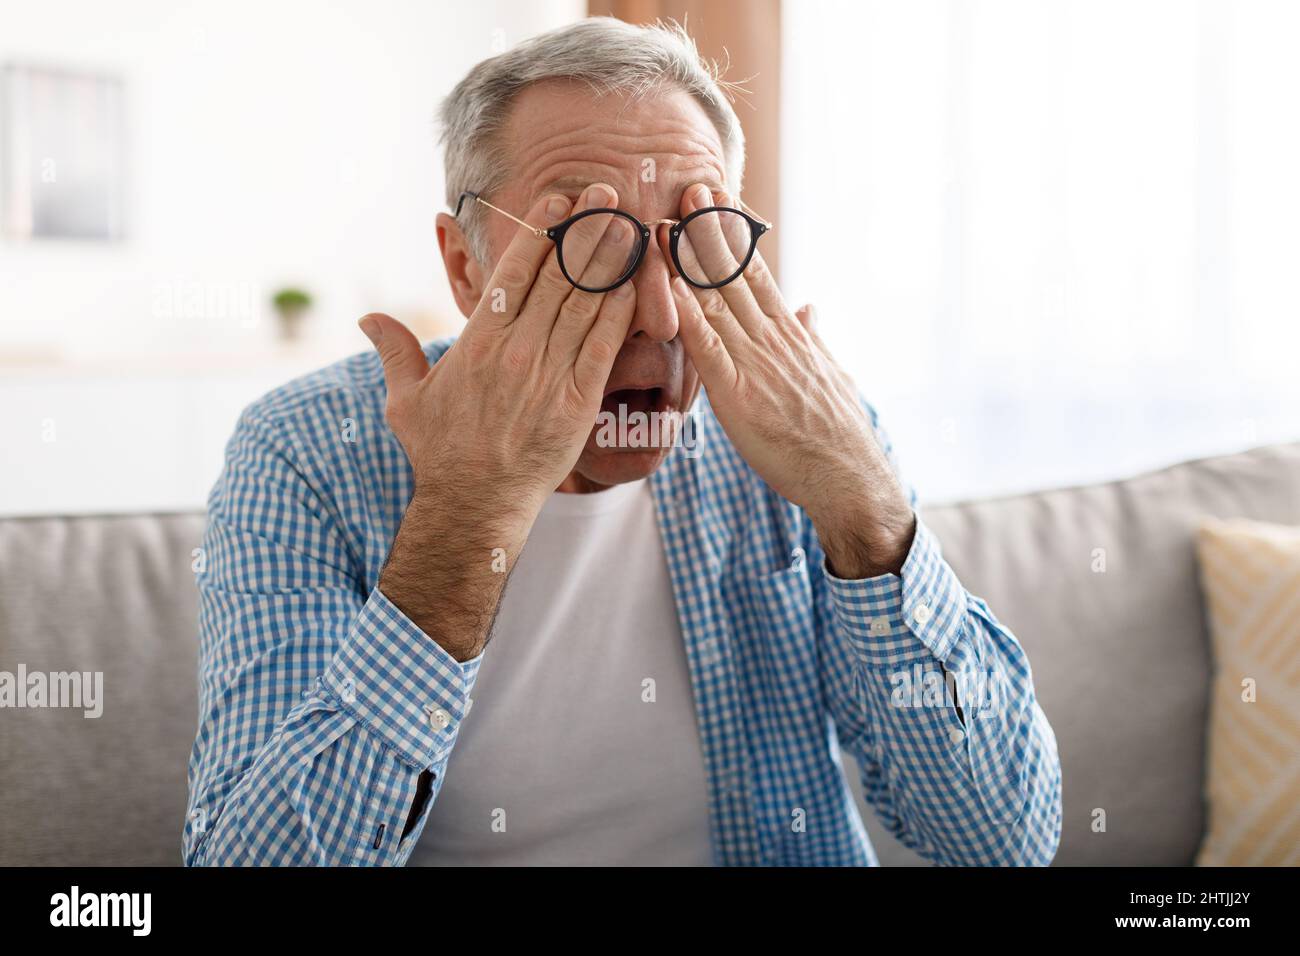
[600,386,669,418]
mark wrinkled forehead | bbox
[499,79,730,215]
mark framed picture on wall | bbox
[1,62,125,240]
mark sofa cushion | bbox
[1193,517,1300,865]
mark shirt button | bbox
[426,707,451,731]
[868,617,889,636]
[949,727,965,746]
[790,547,806,570]
[912,603,933,626]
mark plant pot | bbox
[275,306,308,342]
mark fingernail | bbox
[583,183,614,209]
[358,316,381,344]
[546,195,570,221]
[692,184,712,208]
[613,280,634,299]
[671,276,690,297]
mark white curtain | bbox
[781,0,1300,502]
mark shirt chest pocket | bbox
[736,551,820,690]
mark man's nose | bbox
[626,231,680,343]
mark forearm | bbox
[187,398,523,865]
[187,582,481,866]
[187,697,425,866]
[379,489,536,662]
[823,521,1063,865]
[857,651,1062,866]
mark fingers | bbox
[678,184,768,336]
[676,183,743,283]
[547,219,643,365]
[572,279,637,399]
[794,303,833,353]
[473,193,573,328]
[516,183,622,339]
[671,225,750,356]
[737,247,789,322]
[567,211,640,291]
[671,276,737,387]
[791,303,848,387]
[359,312,430,393]
[794,303,816,333]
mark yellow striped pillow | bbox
[1194,518,1300,866]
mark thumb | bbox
[358,313,429,393]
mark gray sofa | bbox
[3,442,1297,866]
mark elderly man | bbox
[185,18,1061,866]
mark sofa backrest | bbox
[2,443,1298,865]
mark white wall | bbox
[0,0,583,361]
[0,0,584,515]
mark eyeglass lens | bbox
[674,209,756,288]
[555,210,644,292]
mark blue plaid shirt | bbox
[184,338,1062,866]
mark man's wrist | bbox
[811,502,916,580]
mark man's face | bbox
[476,81,729,488]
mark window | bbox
[782,0,1300,501]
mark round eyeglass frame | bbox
[545,205,769,293]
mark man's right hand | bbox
[358,183,635,660]
[361,183,635,517]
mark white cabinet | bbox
[1,349,354,515]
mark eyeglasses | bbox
[454,189,774,293]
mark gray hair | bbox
[438,16,747,261]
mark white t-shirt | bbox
[409,478,714,866]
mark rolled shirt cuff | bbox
[823,517,969,668]
[319,587,482,768]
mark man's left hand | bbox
[671,184,916,579]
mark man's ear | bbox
[436,211,487,319]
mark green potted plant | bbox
[271,287,313,342]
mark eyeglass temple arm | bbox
[736,195,774,230]
[456,189,772,233]
[454,191,548,239]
